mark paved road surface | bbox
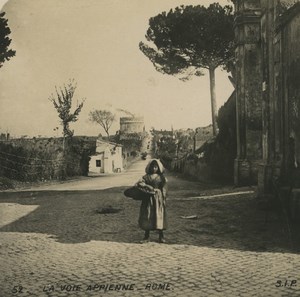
[1,158,300,297]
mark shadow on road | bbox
[0,187,299,253]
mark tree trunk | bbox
[209,67,218,136]
[62,135,65,152]
[63,124,67,153]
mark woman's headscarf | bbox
[145,159,164,174]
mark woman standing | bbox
[136,159,168,243]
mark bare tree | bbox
[89,110,115,140]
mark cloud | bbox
[0,0,8,10]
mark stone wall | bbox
[234,1,300,194]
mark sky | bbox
[0,0,234,138]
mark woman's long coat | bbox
[137,173,167,231]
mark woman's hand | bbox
[145,185,154,191]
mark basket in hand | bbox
[124,185,155,200]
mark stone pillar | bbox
[234,0,263,186]
[257,0,280,195]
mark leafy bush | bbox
[199,92,236,182]
[0,176,15,190]
[130,151,138,157]
[186,153,198,162]
[159,152,173,169]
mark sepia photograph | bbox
[0,0,300,296]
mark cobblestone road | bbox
[1,159,300,297]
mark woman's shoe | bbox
[158,238,166,243]
[140,238,149,244]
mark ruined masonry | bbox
[234,0,300,203]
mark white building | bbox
[89,140,123,174]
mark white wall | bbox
[89,154,104,173]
